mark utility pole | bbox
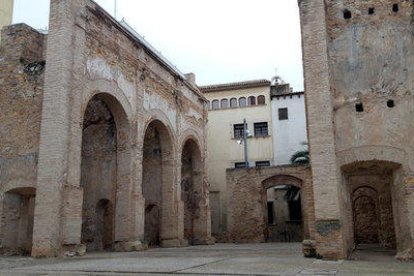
[114,0,117,19]
[243,118,249,168]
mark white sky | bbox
[12,0,304,90]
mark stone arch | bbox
[180,137,203,244]
[352,187,380,245]
[143,109,177,147]
[80,92,132,252]
[262,174,303,190]
[142,119,176,247]
[1,187,36,255]
[337,146,407,169]
[262,175,304,242]
[341,160,399,250]
[85,82,133,121]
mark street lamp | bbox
[237,118,251,168]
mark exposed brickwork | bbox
[299,0,414,260]
[0,24,46,255]
[225,165,314,244]
[0,0,212,257]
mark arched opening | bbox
[1,187,36,255]
[80,93,130,252]
[142,120,174,247]
[262,175,303,243]
[353,193,380,245]
[258,95,266,105]
[230,98,237,108]
[342,161,398,255]
[221,99,229,109]
[248,96,256,106]
[239,97,247,107]
[212,100,219,110]
[181,139,202,244]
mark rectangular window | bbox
[278,108,288,120]
[235,162,247,169]
[233,124,244,139]
[254,122,268,137]
[256,161,270,168]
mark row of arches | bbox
[79,94,204,251]
[209,95,266,110]
[1,92,206,255]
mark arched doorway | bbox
[263,175,303,242]
[343,161,397,252]
[353,187,380,245]
[80,93,129,252]
[1,187,36,255]
[142,120,174,247]
[181,139,202,244]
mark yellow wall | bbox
[0,0,13,39]
[205,84,273,233]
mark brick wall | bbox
[0,0,212,257]
[300,0,414,259]
[0,24,46,254]
[225,165,314,243]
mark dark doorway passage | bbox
[81,95,118,252]
[266,184,303,242]
[142,120,174,247]
[181,139,202,244]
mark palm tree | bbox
[290,150,310,165]
[283,148,310,204]
[284,185,301,202]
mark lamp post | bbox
[243,118,248,168]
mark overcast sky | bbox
[12,0,304,90]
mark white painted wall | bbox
[204,85,273,234]
[271,93,308,165]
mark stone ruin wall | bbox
[0,0,212,257]
[300,0,414,259]
[225,165,315,244]
[0,24,46,255]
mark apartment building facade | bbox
[201,80,273,236]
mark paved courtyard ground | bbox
[0,243,413,275]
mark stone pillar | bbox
[32,0,85,257]
[160,156,181,247]
[298,0,347,259]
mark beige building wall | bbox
[202,81,273,237]
[0,0,13,36]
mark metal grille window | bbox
[233,124,244,139]
[254,122,268,137]
[256,161,270,168]
[235,162,247,169]
[278,108,288,120]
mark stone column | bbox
[32,0,85,257]
[298,0,347,259]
